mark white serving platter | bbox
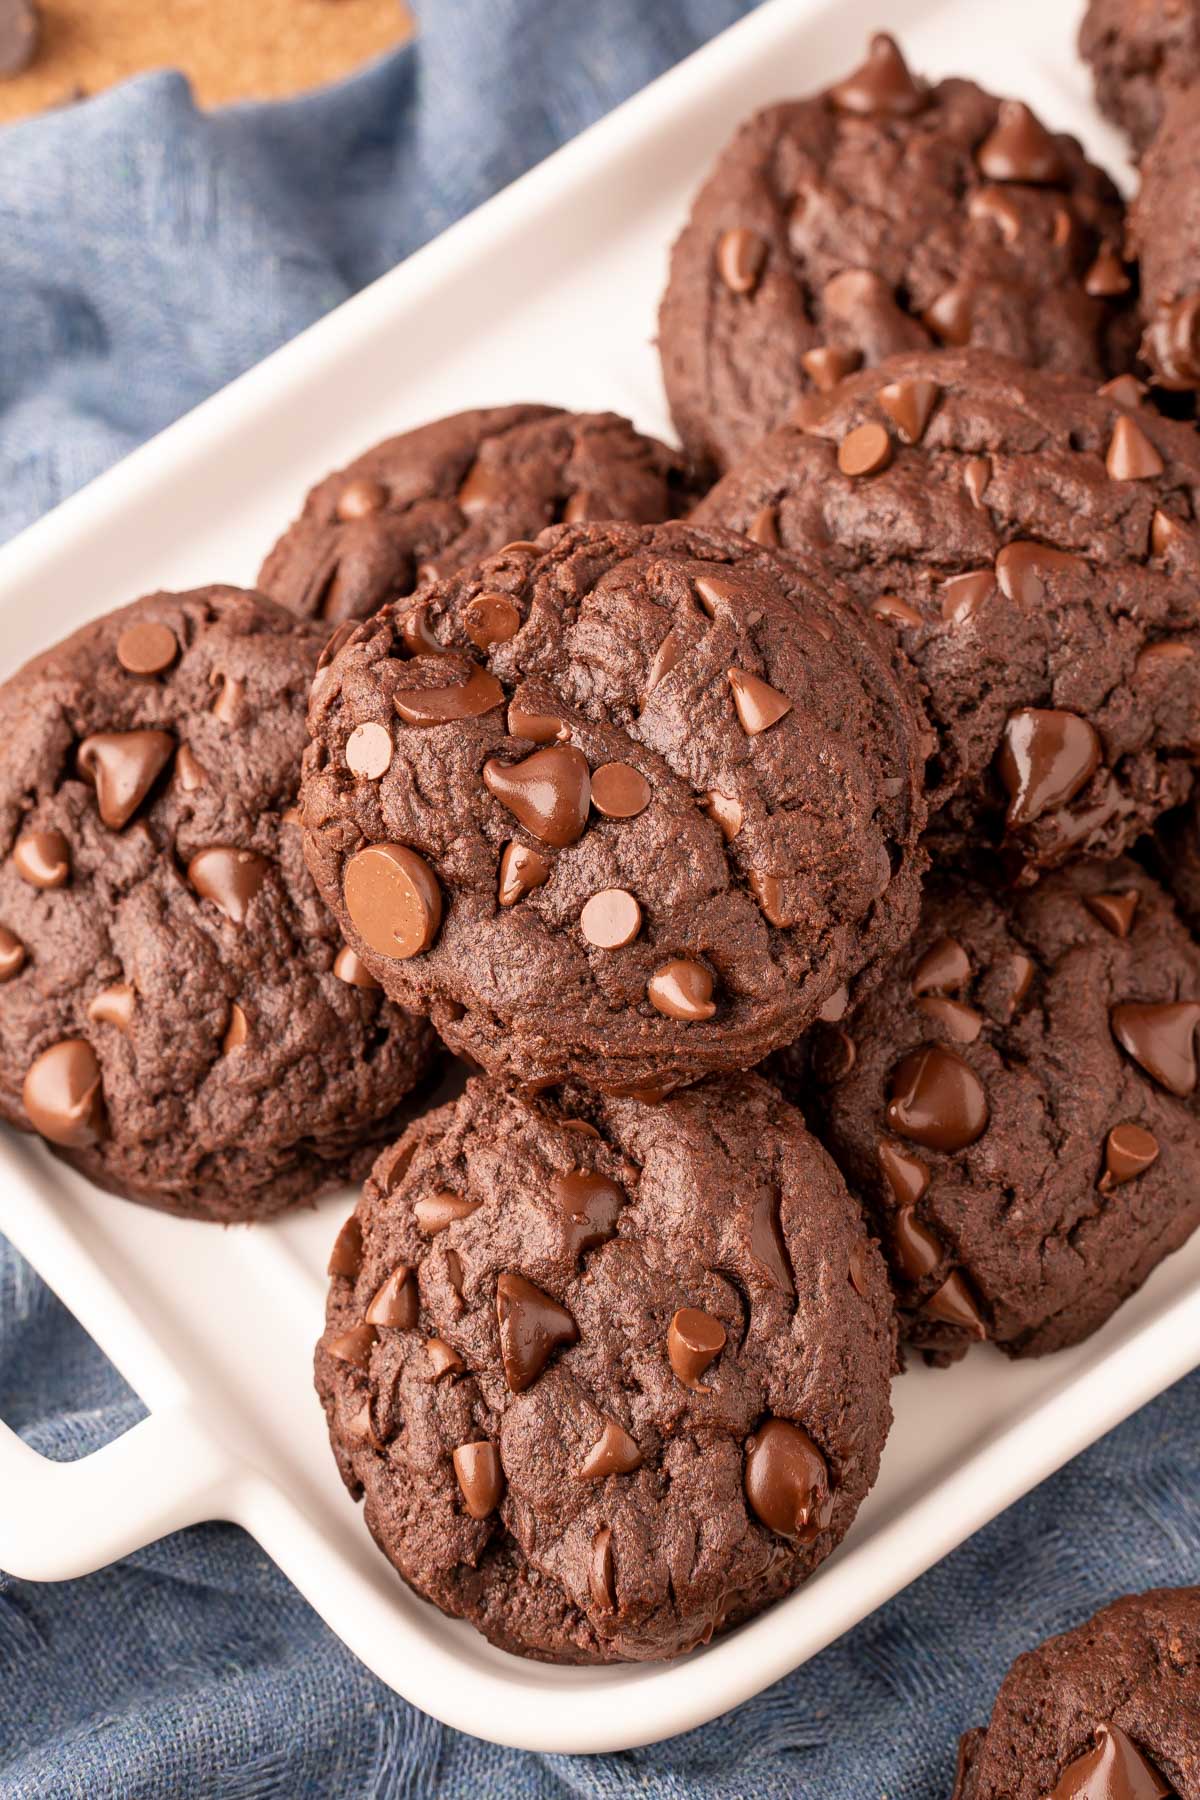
[0,0,1192,1757]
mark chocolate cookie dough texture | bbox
[299,519,929,1096]
[695,347,1200,872]
[1130,89,1200,393]
[658,32,1132,472]
[258,405,702,625]
[315,1073,896,1663]
[954,1587,1200,1798]
[1080,0,1200,153]
[0,588,436,1220]
[812,859,1200,1362]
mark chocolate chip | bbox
[977,101,1066,185]
[917,996,983,1043]
[0,925,26,982]
[426,1336,465,1379]
[483,745,591,847]
[668,1306,726,1388]
[453,1441,504,1518]
[715,226,766,295]
[175,747,207,792]
[187,846,269,925]
[325,1323,377,1367]
[876,377,938,444]
[801,345,862,391]
[343,842,442,959]
[327,1212,363,1278]
[921,1271,987,1338]
[700,790,743,839]
[414,1190,480,1234]
[1111,1001,1200,1096]
[1085,890,1139,938]
[0,0,39,77]
[336,477,387,522]
[115,620,177,676]
[333,944,380,989]
[581,888,642,949]
[464,592,521,649]
[365,1264,418,1329]
[819,985,849,1023]
[497,841,551,907]
[495,1271,578,1392]
[345,722,393,779]
[727,667,792,735]
[968,186,1024,243]
[924,282,974,346]
[13,828,70,888]
[209,671,244,727]
[589,1526,615,1610]
[746,504,779,546]
[647,959,716,1021]
[550,1169,625,1261]
[78,730,175,830]
[848,1239,873,1298]
[744,1418,831,1540]
[886,1044,989,1151]
[22,1038,106,1147]
[1151,509,1186,557]
[1106,415,1165,481]
[889,1205,943,1282]
[997,709,1102,827]
[837,421,892,477]
[996,952,1035,1021]
[828,32,925,117]
[222,1002,248,1054]
[911,936,970,996]
[1100,1123,1160,1192]
[1099,374,1148,408]
[399,604,447,658]
[749,869,788,926]
[507,697,569,743]
[590,762,651,819]
[1145,295,1200,391]
[963,457,991,508]
[456,460,510,515]
[749,1188,795,1296]
[394,663,504,726]
[579,1418,642,1480]
[871,593,924,629]
[1084,243,1131,298]
[1047,1723,1172,1800]
[940,571,994,625]
[644,632,684,699]
[995,541,1083,607]
[877,1139,930,1205]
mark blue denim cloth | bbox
[2,4,1200,1795]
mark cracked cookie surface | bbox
[258,405,702,625]
[695,347,1200,873]
[315,1072,896,1663]
[807,858,1200,1362]
[0,587,437,1220]
[299,518,928,1096]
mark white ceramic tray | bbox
[0,0,1194,1757]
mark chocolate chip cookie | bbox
[1080,0,1200,154]
[954,1587,1200,1798]
[300,519,929,1097]
[258,405,701,625]
[658,32,1131,473]
[808,858,1200,1362]
[1130,90,1200,392]
[315,1071,896,1663]
[695,347,1200,873]
[0,588,437,1220]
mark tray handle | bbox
[0,1404,233,1581]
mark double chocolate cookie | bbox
[315,1072,896,1663]
[695,347,1200,872]
[954,1587,1200,1797]
[300,519,929,1096]
[1130,90,1200,392]
[1080,0,1200,153]
[810,858,1200,1361]
[258,406,700,625]
[0,588,436,1220]
[659,33,1131,472]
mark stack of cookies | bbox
[3,25,1200,1764]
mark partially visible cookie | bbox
[659,32,1131,472]
[258,406,701,624]
[1130,89,1200,392]
[0,588,437,1220]
[315,1072,896,1664]
[299,519,929,1097]
[954,1588,1200,1798]
[809,858,1200,1361]
[1080,0,1200,154]
[694,348,1200,873]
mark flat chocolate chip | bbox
[0,925,26,982]
[589,1526,615,1610]
[414,1190,480,1234]
[921,1271,988,1338]
[647,959,716,1021]
[876,377,938,444]
[23,1039,106,1147]
[838,421,892,477]
[345,722,393,779]
[13,827,70,889]
[716,226,766,296]
[1085,890,1138,938]
[343,842,442,959]
[744,1418,831,1541]
[465,592,521,649]
[848,1240,873,1298]
[497,840,551,907]
[1047,1723,1173,1800]
[327,1213,364,1278]
[333,944,380,989]
[911,935,970,996]
[188,846,269,925]
[877,1139,930,1205]
[997,709,1101,827]
[366,1264,419,1329]
[78,731,175,830]
[453,1441,505,1519]
[579,1418,642,1480]
[590,762,651,819]
[551,1169,625,1261]
[886,1044,989,1151]
[581,888,642,949]
[116,620,177,676]
[483,745,591,847]
[668,1307,726,1388]
[1100,1123,1160,1192]
[828,32,925,116]
[495,1271,578,1392]
[748,1188,795,1296]
[394,662,504,726]
[728,667,792,735]
[1111,1002,1200,1096]
[1107,415,1164,481]
[977,101,1066,184]
[325,1323,377,1367]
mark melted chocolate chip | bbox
[589,1526,615,1610]
[394,662,504,726]
[886,1044,989,1151]
[453,1441,505,1519]
[464,592,521,649]
[345,722,393,779]
[0,925,26,982]
[1047,1723,1173,1800]
[495,1271,578,1392]
[414,1190,479,1234]
[744,1418,831,1540]
[977,101,1066,185]
[1111,1002,1200,1096]
[426,1336,465,1379]
[997,709,1102,827]
[333,945,380,989]
[13,828,70,889]
[23,1038,107,1147]
[921,1270,988,1338]
[483,745,591,847]
[325,1323,377,1368]
[890,1206,944,1282]
[911,935,970,996]
[877,1139,930,1205]
[115,620,178,677]
[647,959,716,1021]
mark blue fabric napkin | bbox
[2,4,1199,1795]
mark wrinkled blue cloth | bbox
[2,4,1200,1795]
